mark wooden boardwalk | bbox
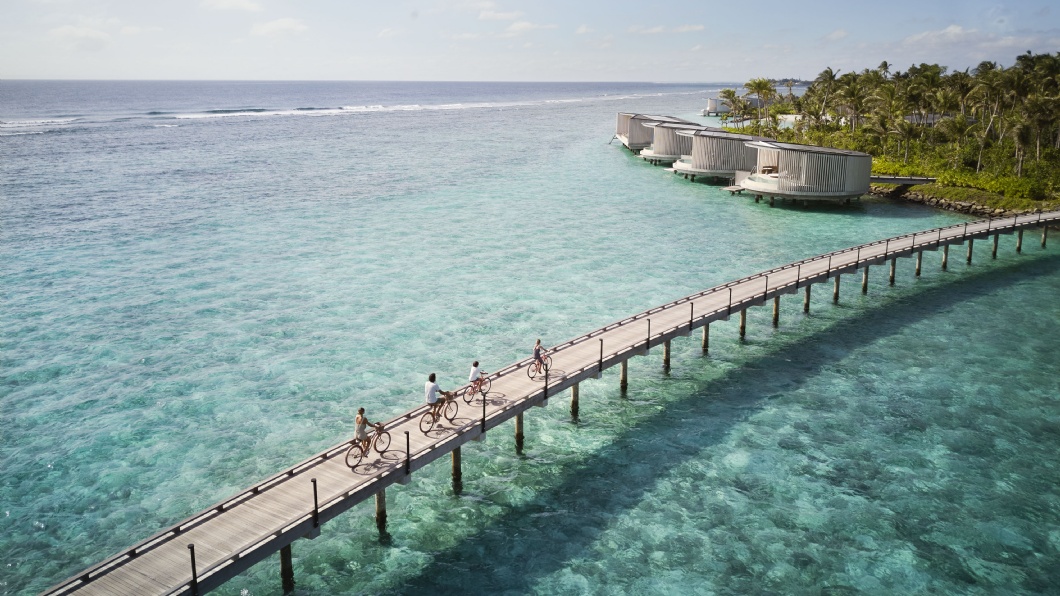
[46,211,1058,595]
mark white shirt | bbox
[469,366,481,382]
[425,381,441,404]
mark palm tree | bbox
[813,67,840,122]
[890,119,918,163]
[743,77,775,124]
[837,73,868,132]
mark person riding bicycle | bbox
[354,407,383,452]
[468,361,487,393]
[532,339,548,374]
[424,373,453,419]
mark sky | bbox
[1,0,1058,81]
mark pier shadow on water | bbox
[375,252,1060,594]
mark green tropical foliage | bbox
[716,51,1060,201]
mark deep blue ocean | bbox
[2,81,1059,595]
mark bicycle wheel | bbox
[345,443,365,468]
[462,385,475,405]
[543,355,553,373]
[527,363,538,380]
[419,411,435,434]
[373,431,391,454]
[478,377,491,396]
[443,399,458,422]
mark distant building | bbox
[672,129,771,180]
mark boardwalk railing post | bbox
[689,302,693,331]
[598,339,603,376]
[827,255,832,278]
[795,264,801,289]
[727,287,732,317]
[937,228,942,248]
[885,239,890,256]
[188,544,199,596]
[481,394,486,433]
[405,431,411,474]
[763,275,769,304]
[311,479,319,528]
[855,247,861,270]
[645,319,650,353]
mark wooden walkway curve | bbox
[45,210,1058,595]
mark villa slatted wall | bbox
[777,152,871,194]
[691,137,757,171]
[653,128,693,156]
[627,118,654,147]
[616,113,631,137]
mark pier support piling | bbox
[769,196,775,207]
[967,239,974,264]
[803,285,811,313]
[992,234,999,259]
[701,324,710,351]
[375,489,388,534]
[571,383,579,419]
[915,251,923,277]
[514,415,524,454]
[862,266,869,294]
[449,447,462,489]
[739,309,747,339]
[1043,227,1048,248]
[620,360,628,393]
[663,339,671,370]
[280,545,294,594]
[889,258,896,285]
[1017,230,1023,253]
[833,275,841,304]
[772,296,780,327]
[942,245,949,270]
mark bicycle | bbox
[462,375,491,403]
[345,425,391,468]
[527,355,552,380]
[419,395,458,433]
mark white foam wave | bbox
[0,118,79,129]
[0,131,47,136]
[153,124,179,128]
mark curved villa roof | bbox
[615,113,697,151]
[739,140,872,201]
[672,129,772,179]
[638,122,710,165]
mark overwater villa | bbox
[615,113,696,152]
[672,128,770,182]
[638,122,707,165]
[737,140,871,202]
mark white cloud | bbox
[201,0,261,11]
[575,24,592,34]
[674,24,704,33]
[691,44,702,51]
[452,32,481,40]
[824,28,848,41]
[503,21,557,36]
[479,10,523,20]
[378,28,398,38]
[902,24,979,47]
[48,25,111,51]
[628,25,666,35]
[251,18,308,36]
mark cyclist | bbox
[532,339,548,374]
[424,373,453,420]
[354,408,382,453]
[468,361,487,394]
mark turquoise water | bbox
[2,82,1059,594]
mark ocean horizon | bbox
[3,80,1059,595]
